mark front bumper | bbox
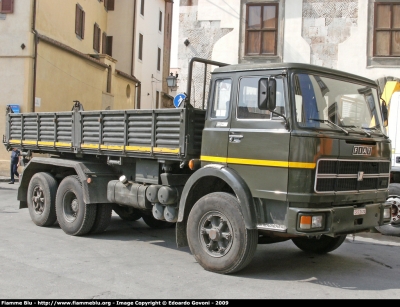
[286,202,391,236]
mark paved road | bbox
[1,182,400,300]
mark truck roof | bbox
[212,62,377,86]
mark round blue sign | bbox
[173,93,186,108]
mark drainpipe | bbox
[131,0,141,109]
[32,0,37,112]
[131,0,136,77]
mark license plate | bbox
[354,208,366,216]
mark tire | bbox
[90,203,112,234]
[55,175,97,236]
[112,204,142,221]
[27,172,58,226]
[375,183,400,236]
[186,192,258,274]
[292,234,347,254]
[142,214,175,229]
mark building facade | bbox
[0,0,174,175]
[176,0,400,107]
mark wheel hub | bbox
[209,228,220,241]
[387,195,400,225]
[63,191,79,222]
[199,212,233,257]
[32,186,45,215]
[71,199,79,213]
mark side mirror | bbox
[258,78,276,111]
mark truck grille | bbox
[315,159,390,193]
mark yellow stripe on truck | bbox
[201,155,316,169]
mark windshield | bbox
[293,73,385,134]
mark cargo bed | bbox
[4,106,206,162]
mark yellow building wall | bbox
[0,57,34,176]
[35,41,108,112]
[113,75,137,111]
[36,0,108,55]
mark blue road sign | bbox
[8,105,20,113]
[173,93,186,108]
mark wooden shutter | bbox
[75,4,81,36]
[157,48,161,71]
[81,10,85,39]
[102,32,107,54]
[140,0,144,15]
[138,34,143,60]
[106,36,113,57]
[1,0,14,13]
[107,0,114,11]
[93,24,100,52]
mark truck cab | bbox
[176,60,392,272]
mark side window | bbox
[238,77,284,120]
[211,79,232,119]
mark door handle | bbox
[229,134,243,143]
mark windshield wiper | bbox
[341,125,371,137]
[363,126,389,138]
[310,118,349,135]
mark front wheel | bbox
[292,234,347,254]
[187,192,258,274]
[56,175,97,236]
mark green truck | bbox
[3,58,392,274]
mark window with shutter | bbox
[157,47,161,71]
[102,32,107,54]
[75,4,85,39]
[138,34,143,60]
[374,2,400,57]
[107,0,114,11]
[245,3,278,56]
[106,36,113,57]
[140,0,144,16]
[156,91,160,109]
[0,0,14,14]
[159,11,162,32]
[93,23,101,52]
[104,0,114,11]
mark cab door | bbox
[227,74,290,201]
[201,77,234,166]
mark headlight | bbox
[384,207,391,220]
[298,214,325,231]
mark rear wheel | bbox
[187,192,258,274]
[56,175,96,236]
[292,235,347,254]
[90,203,112,234]
[27,172,58,226]
[112,204,142,221]
[375,183,400,236]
